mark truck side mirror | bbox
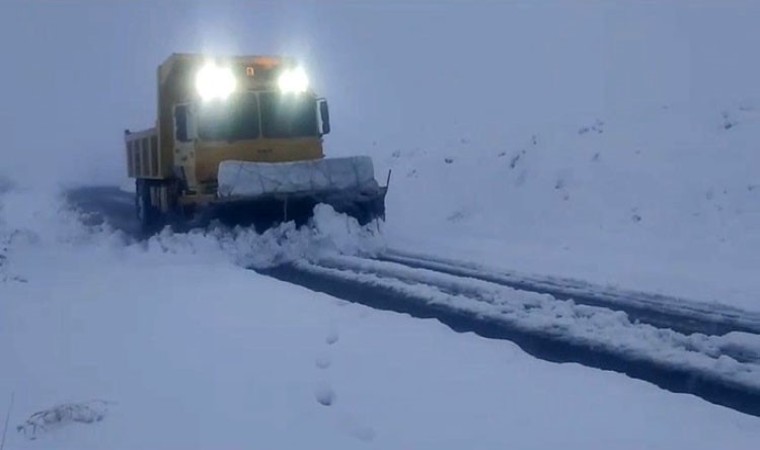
[319,100,331,135]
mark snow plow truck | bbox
[125,53,388,233]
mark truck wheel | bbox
[135,180,161,234]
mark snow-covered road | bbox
[64,185,760,417]
[377,250,760,336]
[263,256,760,417]
[3,184,760,448]
[5,240,759,449]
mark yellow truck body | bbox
[125,53,386,232]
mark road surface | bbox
[66,185,760,416]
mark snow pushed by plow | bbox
[145,203,386,269]
[1,179,385,277]
[306,255,760,395]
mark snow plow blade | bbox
[210,156,388,229]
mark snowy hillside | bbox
[379,101,760,309]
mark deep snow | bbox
[2,188,760,449]
[2,1,760,447]
[378,102,760,310]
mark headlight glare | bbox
[195,62,237,101]
[278,66,309,93]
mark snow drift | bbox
[0,179,385,285]
[379,102,760,309]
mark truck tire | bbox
[135,179,161,235]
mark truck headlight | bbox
[195,62,237,101]
[278,67,309,94]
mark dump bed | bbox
[125,127,161,179]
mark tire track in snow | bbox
[380,249,760,337]
[318,255,760,364]
[258,259,760,418]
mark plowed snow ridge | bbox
[298,256,760,393]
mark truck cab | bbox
[125,53,384,233]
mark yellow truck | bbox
[125,53,387,233]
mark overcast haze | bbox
[1,1,758,186]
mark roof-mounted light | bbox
[195,61,237,102]
[277,66,309,94]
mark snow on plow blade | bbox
[214,156,388,228]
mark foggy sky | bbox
[1,1,758,187]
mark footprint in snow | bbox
[315,383,336,406]
[326,330,340,345]
[315,354,332,369]
[337,412,377,443]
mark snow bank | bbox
[143,204,385,269]
[718,332,760,362]
[379,102,760,310]
[118,178,135,194]
[309,255,760,391]
[0,188,138,281]
[0,182,385,286]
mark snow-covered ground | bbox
[377,101,760,310]
[3,2,760,447]
[2,188,760,449]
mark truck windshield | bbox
[195,92,317,141]
[197,93,261,141]
[259,92,318,138]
